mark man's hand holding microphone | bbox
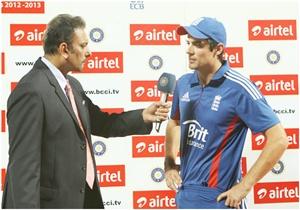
[142,73,176,128]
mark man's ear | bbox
[58,42,69,59]
[215,43,225,56]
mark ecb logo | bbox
[130,1,144,9]
[89,28,104,43]
[271,160,284,175]
[151,167,165,182]
[93,141,106,156]
[149,55,163,70]
[266,50,280,64]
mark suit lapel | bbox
[37,58,81,130]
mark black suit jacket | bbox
[2,58,152,208]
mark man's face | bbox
[66,28,91,72]
[185,36,217,71]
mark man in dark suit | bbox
[1,14,170,209]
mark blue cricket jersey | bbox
[171,62,280,192]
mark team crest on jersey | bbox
[211,95,222,111]
[180,92,190,102]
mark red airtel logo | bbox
[1,168,6,191]
[224,47,243,68]
[132,136,165,158]
[133,190,176,209]
[254,182,299,203]
[81,52,123,73]
[130,24,180,45]
[252,128,299,150]
[249,20,297,40]
[97,165,125,187]
[10,24,46,45]
[250,75,298,95]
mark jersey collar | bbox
[190,61,229,88]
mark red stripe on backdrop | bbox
[1,110,6,132]
[208,116,239,188]
[1,53,5,74]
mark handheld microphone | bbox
[155,72,176,132]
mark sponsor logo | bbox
[10,24,46,45]
[266,50,280,64]
[1,110,6,132]
[93,141,106,156]
[250,74,298,95]
[248,20,297,40]
[97,165,125,187]
[1,1,45,13]
[241,157,247,177]
[271,160,284,175]
[149,55,163,70]
[1,168,6,191]
[180,92,190,102]
[130,24,180,45]
[131,81,173,102]
[252,128,299,150]
[133,190,176,209]
[224,47,243,68]
[151,167,165,182]
[254,181,299,203]
[82,52,123,73]
[132,136,165,157]
[100,108,124,114]
[130,0,144,9]
[11,82,18,91]
[211,95,222,111]
[89,28,104,43]
[183,120,209,150]
[1,52,5,74]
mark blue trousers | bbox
[176,185,246,209]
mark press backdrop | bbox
[0,0,299,208]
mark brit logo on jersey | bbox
[183,120,209,150]
[254,181,299,203]
[133,190,176,209]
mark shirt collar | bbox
[41,56,68,95]
[190,61,229,88]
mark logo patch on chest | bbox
[180,91,190,102]
[211,95,222,111]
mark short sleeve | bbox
[235,93,280,133]
[170,82,180,120]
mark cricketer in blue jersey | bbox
[164,17,289,209]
